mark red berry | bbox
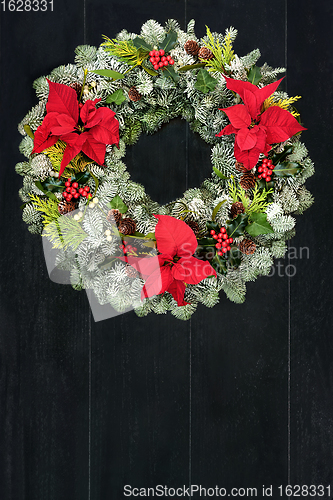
[210,230,216,235]
[218,233,223,239]
[262,172,267,179]
[66,186,71,193]
[163,60,169,66]
[79,188,84,194]
[159,49,165,56]
[81,192,87,198]
[149,51,154,56]
[213,234,218,240]
[133,247,137,252]
[150,57,155,64]
[227,246,231,251]
[67,194,73,201]
[215,243,221,249]
[161,56,166,61]
[263,158,268,164]
[267,159,272,166]
[266,176,271,182]
[84,186,90,192]
[65,181,71,187]
[222,248,228,253]
[258,174,262,179]
[159,61,164,68]
[78,103,83,109]
[154,50,159,57]
[71,188,76,195]
[229,237,233,244]
[258,167,263,173]
[166,55,171,61]
[74,193,80,199]
[154,64,159,70]
[169,59,174,65]
[221,227,226,233]
[223,234,228,240]
[271,164,275,170]
[267,169,272,175]
[72,182,78,188]
[217,238,222,244]
[217,251,223,256]
[222,241,227,248]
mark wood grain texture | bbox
[0,0,332,498]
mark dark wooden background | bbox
[1,1,333,498]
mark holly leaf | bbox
[72,170,91,185]
[194,68,217,93]
[273,161,302,177]
[178,63,207,72]
[212,166,229,180]
[89,69,125,80]
[159,31,177,52]
[34,181,60,201]
[227,246,242,268]
[271,145,293,164]
[225,213,249,238]
[132,37,152,52]
[39,177,64,193]
[245,212,274,236]
[206,220,220,233]
[247,65,262,85]
[108,194,128,214]
[211,254,228,275]
[162,65,180,82]
[197,237,216,246]
[106,89,126,105]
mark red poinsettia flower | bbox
[122,215,216,306]
[216,76,306,169]
[32,80,119,176]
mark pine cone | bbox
[68,82,82,98]
[198,47,214,60]
[239,239,256,255]
[125,263,139,279]
[240,172,256,190]
[107,209,122,225]
[186,220,200,235]
[230,202,245,219]
[184,40,200,56]
[58,200,77,215]
[235,161,248,173]
[128,86,142,102]
[118,217,136,235]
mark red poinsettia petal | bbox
[154,215,198,258]
[223,75,258,101]
[59,139,84,176]
[118,255,162,278]
[216,123,238,137]
[254,77,284,111]
[141,265,173,301]
[89,110,120,146]
[49,113,76,135]
[260,106,307,144]
[236,127,258,151]
[233,142,262,170]
[243,89,259,119]
[81,135,106,165]
[221,104,251,129]
[46,80,79,123]
[166,280,188,306]
[80,100,98,127]
[172,256,217,285]
[32,130,58,154]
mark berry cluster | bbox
[119,242,138,255]
[149,49,174,70]
[257,158,275,182]
[210,227,233,256]
[62,179,92,202]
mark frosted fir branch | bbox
[140,20,165,46]
[74,45,98,67]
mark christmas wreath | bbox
[16,19,314,320]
